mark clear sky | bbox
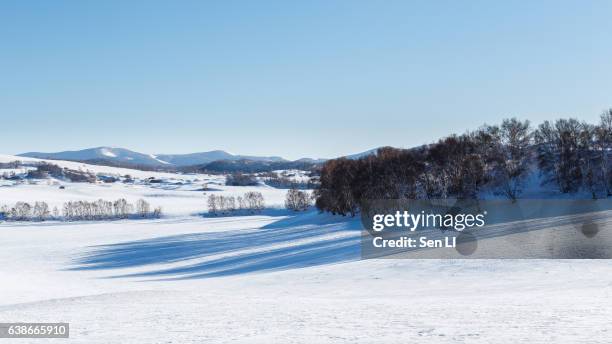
[2,0,612,160]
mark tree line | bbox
[207,192,265,215]
[206,188,313,215]
[0,198,162,222]
[261,171,319,189]
[315,111,612,216]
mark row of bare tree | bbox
[0,199,162,221]
[207,188,314,215]
[207,192,265,215]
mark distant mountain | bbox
[18,146,381,172]
[19,147,288,168]
[19,147,171,167]
[155,150,234,165]
[156,151,286,166]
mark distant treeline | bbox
[315,111,612,216]
[207,192,265,215]
[260,171,319,189]
[187,159,322,174]
[225,172,259,186]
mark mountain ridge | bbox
[18,147,333,168]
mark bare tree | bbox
[237,196,246,210]
[11,202,32,221]
[152,206,163,218]
[285,188,311,211]
[33,201,50,221]
[491,118,532,200]
[244,192,265,213]
[599,109,612,195]
[136,199,151,218]
[113,199,130,219]
[207,194,218,215]
[535,119,583,193]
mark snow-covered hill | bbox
[19,147,172,166]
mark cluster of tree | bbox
[25,163,97,183]
[207,192,265,215]
[1,171,20,180]
[315,112,612,216]
[535,112,612,197]
[25,163,64,179]
[225,172,259,186]
[0,202,52,221]
[261,172,318,189]
[98,175,119,183]
[0,199,162,222]
[0,161,23,169]
[1,161,44,180]
[285,188,312,211]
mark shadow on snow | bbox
[69,210,362,280]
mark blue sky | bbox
[2,1,612,160]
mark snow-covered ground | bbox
[0,154,291,216]
[0,181,291,217]
[1,154,612,343]
[2,214,611,343]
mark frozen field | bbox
[1,155,612,343]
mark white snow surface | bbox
[100,148,117,158]
[1,154,612,343]
[149,154,171,165]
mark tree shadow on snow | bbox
[69,210,362,280]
